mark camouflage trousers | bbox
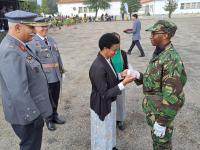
[146,113,174,150]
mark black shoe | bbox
[113,147,118,150]
[139,54,145,57]
[52,116,65,124]
[117,121,125,130]
[127,51,131,55]
[46,121,56,131]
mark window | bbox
[185,3,191,9]
[197,2,200,9]
[191,3,196,9]
[149,5,153,12]
[180,3,184,9]
[89,8,94,12]
[84,7,87,13]
[78,7,83,13]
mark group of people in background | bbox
[0,8,187,150]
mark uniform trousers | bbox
[11,116,44,150]
[47,81,60,120]
[128,40,145,56]
[146,113,173,150]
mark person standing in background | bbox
[127,14,145,57]
[111,32,128,130]
[28,17,65,131]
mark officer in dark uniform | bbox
[0,10,52,150]
[28,17,65,131]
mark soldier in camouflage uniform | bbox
[131,20,187,150]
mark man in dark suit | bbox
[127,14,145,57]
[89,33,134,150]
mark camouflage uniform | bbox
[135,20,187,150]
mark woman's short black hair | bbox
[132,14,138,19]
[99,33,120,51]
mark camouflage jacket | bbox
[135,44,187,124]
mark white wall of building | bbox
[58,3,83,16]
[58,2,121,17]
[58,0,200,17]
[175,0,200,14]
[105,2,121,16]
[140,0,200,15]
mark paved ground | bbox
[0,16,200,150]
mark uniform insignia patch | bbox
[41,48,48,52]
[36,43,41,48]
[9,45,15,48]
[18,43,27,52]
[26,56,32,63]
[47,53,50,57]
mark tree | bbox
[120,0,127,20]
[38,0,49,15]
[19,1,38,12]
[126,0,141,19]
[164,0,178,18]
[84,0,111,20]
[47,0,58,15]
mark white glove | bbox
[128,64,140,79]
[153,121,166,137]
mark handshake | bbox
[120,65,140,86]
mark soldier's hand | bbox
[153,121,166,137]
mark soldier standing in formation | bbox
[28,17,65,131]
[130,20,187,149]
[0,10,52,150]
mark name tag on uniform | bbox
[40,48,48,52]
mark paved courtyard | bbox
[0,16,200,150]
